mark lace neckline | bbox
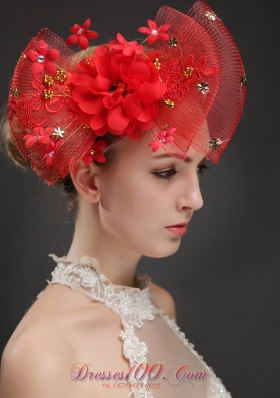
[49,253,151,293]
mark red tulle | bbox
[8,0,246,185]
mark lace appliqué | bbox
[47,254,231,398]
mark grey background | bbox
[0,0,279,396]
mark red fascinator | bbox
[8,0,246,185]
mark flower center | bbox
[37,55,45,64]
[151,29,158,35]
[49,151,54,158]
[109,81,127,96]
[77,28,84,35]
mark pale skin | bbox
[0,130,205,398]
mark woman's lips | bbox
[165,223,188,236]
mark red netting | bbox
[8,29,96,185]
[148,0,246,162]
[8,0,246,185]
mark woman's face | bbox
[96,130,205,258]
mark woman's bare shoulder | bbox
[0,322,72,397]
[0,283,113,397]
[149,281,176,320]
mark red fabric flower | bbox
[110,33,144,56]
[148,127,175,152]
[66,19,98,50]
[25,40,60,75]
[42,140,63,169]
[23,126,54,151]
[83,140,107,164]
[70,45,167,138]
[138,20,170,44]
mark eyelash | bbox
[151,164,209,182]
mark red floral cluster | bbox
[69,45,167,139]
[23,127,63,169]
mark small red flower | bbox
[83,140,107,164]
[138,20,170,44]
[25,40,60,75]
[42,140,63,169]
[110,33,144,56]
[66,18,98,50]
[23,126,54,151]
[148,127,175,152]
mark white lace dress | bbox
[46,254,231,398]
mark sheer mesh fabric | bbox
[46,254,231,398]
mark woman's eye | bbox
[151,168,177,182]
[197,163,209,175]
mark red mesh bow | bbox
[8,0,246,185]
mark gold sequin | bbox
[205,11,217,21]
[153,58,161,70]
[209,138,222,149]
[10,88,20,97]
[184,67,194,78]
[55,70,67,83]
[52,127,65,138]
[198,81,209,94]
[43,90,54,99]
[164,99,175,108]
[43,75,54,87]
[241,76,247,87]
[168,37,179,48]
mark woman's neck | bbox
[65,199,141,288]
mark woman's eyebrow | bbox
[152,154,206,163]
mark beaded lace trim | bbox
[47,254,231,398]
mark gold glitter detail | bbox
[10,88,20,97]
[55,70,67,83]
[43,75,54,87]
[153,58,161,70]
[89,150,96,156]
[164,99,175,108]
[198,81,209,94]
[52,127,65,138]
[168,37,179,48]
[209,138,222,149]
[205,11,216,21]
[184,67,194,78]
[241,75,247,87]
[43,89,54,99]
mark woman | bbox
[0,1,246,397]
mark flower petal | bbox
[107,106,129,130]
[122,95,141,119]
[90,110,107,130]
[31,62,44,74]
[66,34,78,45]
[78,35,89,50]
[47,49,60,61]
[137,102,151,122]
[94,152,106,163]
[79,97,104,114]
[44,60,57,75]
[82,18,91,30]
[25,50,38,62]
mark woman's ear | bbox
[70,160,101,204]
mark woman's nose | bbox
[176,174,203,212]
